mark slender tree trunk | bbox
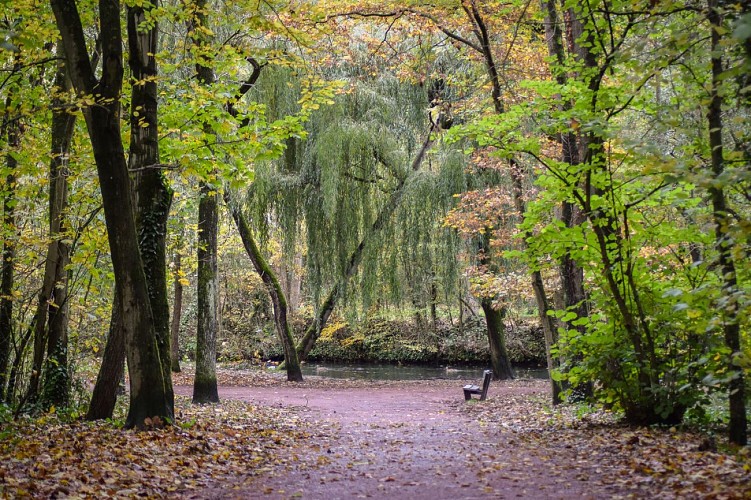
[187,0,220,403]
[7,325,33,405]
[225,190,303,381]
[707,0,747,446]
[0,85,19,403]
[509,158,564,400]
[194,182,220,402]
[127,1,174,414]
[297,282,339,361]
[51,0,171,429]
[294,128,436,362]
[429,276,438,330]
[39,50,75,409]
[548,0,589,330]
[530,270,562,403]
[540,0,590,402]
[170,251,183,373]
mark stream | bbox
[301,362,549,381]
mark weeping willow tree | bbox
[246,64,469,360]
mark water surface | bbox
[301,362,548,381]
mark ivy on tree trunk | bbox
[51,0,171,429]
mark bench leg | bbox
[463,389,472,401]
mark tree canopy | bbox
[0,0,747,444]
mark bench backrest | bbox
[480,370,492,400]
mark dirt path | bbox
[175,380,618,499]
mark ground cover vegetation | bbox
[0,0,748,493]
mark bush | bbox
[301,317,545,365]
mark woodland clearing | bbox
[0,368,749,499]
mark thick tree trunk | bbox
[86,291,125,421]
[225,190,303,382]
[194,182,220,402]
[170,251,183,373]
[480,300,514,380]
[707,0,747,446]
[477,231,514,380]
[128,2,174,414]
[51,0,171,429]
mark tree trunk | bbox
[707,0,747,446]
[294,128,436,362]
[170,251,183,373]
[0,82,19,403]
[127,1,174,414]
[39,51,75,409]
[194,182,220,402]
[429,276,438,330]
[480,300,514,380]
[86,291,125,421]
[530,270,563,404]
[7,325,33,405]
[542,0,592,402]
[51,0,171,429]
[477,230,514,380]
[188,0,220,403]
[225,190,303,382]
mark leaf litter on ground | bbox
[0,395,321,498]
[455,384,751,499]
[1,365,749,499]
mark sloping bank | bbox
[238,318,546,366]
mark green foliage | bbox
[296,317,544,365]
[445,0,751,426]
[247,62,467,319]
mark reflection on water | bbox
[301,362,549,381]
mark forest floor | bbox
[0,367,749,499]
[172,368,751,500]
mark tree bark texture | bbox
[547,0,588,331]
[0,79,19,403]
[39,51,75,409]
[128,1,175,414]
[225,190,303,382]
[86,290,125,421]
[188,0,220,403]
[707,0,747,446]
[170,251,183,373]
[480,300,514,380]
[194,182,220,402]
[50,0,171,429]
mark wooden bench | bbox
[463,370,492,401]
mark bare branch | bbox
[128,163,180,172]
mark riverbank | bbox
[219,317,546,367]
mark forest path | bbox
[175,379,617,499]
